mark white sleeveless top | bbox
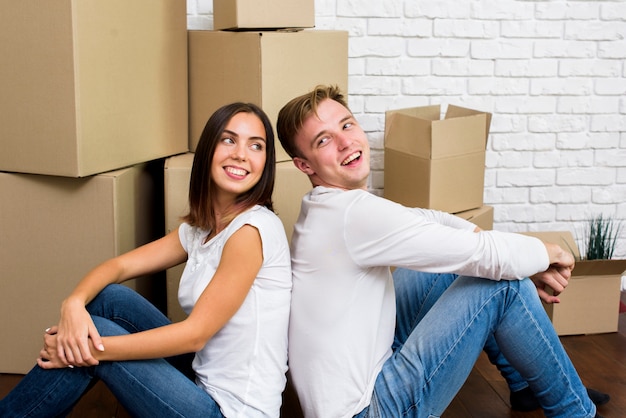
[178,206,292,417]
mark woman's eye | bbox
[251,142,264,151]
[222,137,235,144]
[344,122,353,130]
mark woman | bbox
[0,103,292,418]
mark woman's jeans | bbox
[355,270,595,418]
[0,284,224,418]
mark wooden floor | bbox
[2,293,625,417]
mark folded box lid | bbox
[445,104,492,143]
[384,104,491,159]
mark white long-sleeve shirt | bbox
[288,187,549,418]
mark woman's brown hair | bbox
[183,102,276,232]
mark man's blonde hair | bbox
[276,85,348,159]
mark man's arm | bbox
[348,193,550,280]
[472,226,575,303]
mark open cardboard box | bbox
[384,104,492,214]
[523,231,626,335]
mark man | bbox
[276,85,600,418]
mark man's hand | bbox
[530,265,572,304]
[530,242,575,303]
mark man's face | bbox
[292,98,370,190]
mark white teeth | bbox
[226,167,247,176]
[342,152,361,166]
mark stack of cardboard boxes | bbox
[165,1,348,322]
[0,1,189,374]
[0,0,347,376]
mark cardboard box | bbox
[454,205,494,231]
[213,0,314,30]
[523,231,626,336]
[188,30,348,162]
[0,1,188,177]
[163,155,310,322]
[0,163,164,373]
[274,161,312,240]
[384,105,492,214]
[164,153,195,322]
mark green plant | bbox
[580,214,622,260]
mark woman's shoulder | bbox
[175,222,207,255]
[238,205,281,224]
[231,206,289,252]
[242,206,286,236]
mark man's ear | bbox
[293,157,315,176]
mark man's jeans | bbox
[397,271,530,392]
[355,270,595,418]
[0,284,224,418]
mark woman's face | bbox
[211,112,267,203]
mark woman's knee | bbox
[87,284,141,315]
[91,315,130,337]
[96,283,135,301]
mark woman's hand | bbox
[55,298,104,367]
[37,326,75,369]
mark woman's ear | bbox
[293,157,315,176]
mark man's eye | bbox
[317,137,329,147]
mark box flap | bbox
[445,105,492,146]
[384,111,437,158]
[445,104,492,146]
[431,113,487,157]
[395,105,442,121]
[573,259,626,276]
[384,105,440,139]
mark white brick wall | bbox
[188,0,626,258]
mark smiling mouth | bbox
[225,166,248,177]
[341,151,361,166]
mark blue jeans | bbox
[396,271,529,393]
[355,270,595,418]
[484,334,529,392]
[0,285,224,418]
